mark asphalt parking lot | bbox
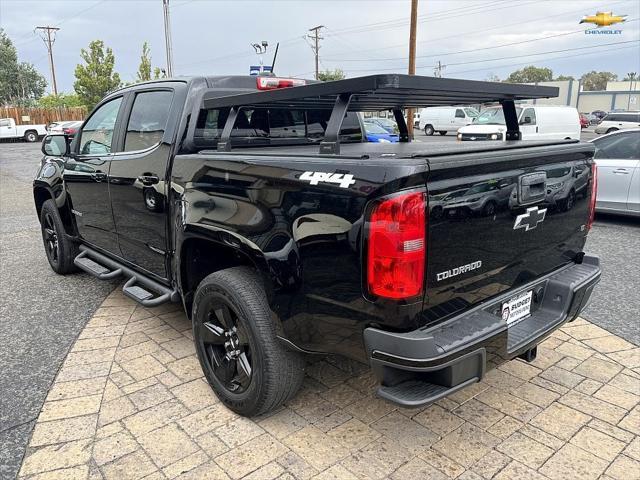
[0,132,636,479]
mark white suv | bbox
[595,112,640,134]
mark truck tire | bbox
[24,130,38,143]
[40,199,78,274]
[424,125,434,136]
[192,267,305,416]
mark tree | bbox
[74,40,121,110]
[137,42,152,82]
[485,73,500,82]
[0,29,47,106]
[623,72,637,82]
[554,75,575,81]
[318,68,345,81]
[38,92,84,108]
[505,66,553,83]
[580,71,617,91]
[153,67,166,79]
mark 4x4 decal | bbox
[300,171,356,189]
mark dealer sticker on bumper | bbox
[502,290,533,325]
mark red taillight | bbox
[587,162,598,231]
[367,190,427,300]
[256,77,305,90]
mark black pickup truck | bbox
[35,74,600,416]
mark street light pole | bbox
[406,0,418,139]
[162,0,174,77]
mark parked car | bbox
[418,106,478,136]
[543,164,590,212]
[35,74,600,416]
[457,105,580,141]
[579,114,590,129]
[594,111,640,134]
[364,121,399,143]
[0,118,48,142]
[591,110,607,121]
[48,121,76,134]
[582,113,599,125]
[62,121,83,138]
[591,129,640,216]
[364,117,398,134]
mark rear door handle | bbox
[613,169,629,174]
[138,174,159,185]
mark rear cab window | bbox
[194,107,362,148]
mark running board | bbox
[74,245,179,307]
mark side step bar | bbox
[74,245,179,307]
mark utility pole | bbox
[434,60,445,78]
[406,0,418,138]
[307,25,324,80]
[162,0,174,77]
[35,26,60,95]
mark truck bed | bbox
[198,138,582,162]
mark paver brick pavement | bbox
[16,292,640,479]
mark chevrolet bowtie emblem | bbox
[580,11,627,27]
[514,207,547,231]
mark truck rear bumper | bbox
[363,255,601,407]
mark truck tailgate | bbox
[422,142,596,326]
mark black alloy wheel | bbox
[198,300,253,394]
[39,199,78,274]
[42,211,59,266]
[192,267,305,416]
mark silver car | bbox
[591,129,640,216]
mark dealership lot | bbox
[0,138,637,479]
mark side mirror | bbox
[520,116,532,125]
[41,134,70,157]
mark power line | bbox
[322,0,630,59]
[35,26,59,95]
[325,17,639,71]
[447,44,640,76]
[334,39,639,75]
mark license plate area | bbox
[502,290,533,326]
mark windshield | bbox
[464,108,479,118]
[364,123,390,134]
[474,107,522,125]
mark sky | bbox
[1,0,639,94]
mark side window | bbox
[78,97,123,155]
[521,108,536,125]
[594,132,640,160]
[124,90,174,152]
[455,109,465,118]
[0,119,11,127]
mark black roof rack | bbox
[202,74,559,154]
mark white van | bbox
[457,105,580,141]
[418,106,479,136]
[594,112,640,134]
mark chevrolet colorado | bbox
[35,74,601,415]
